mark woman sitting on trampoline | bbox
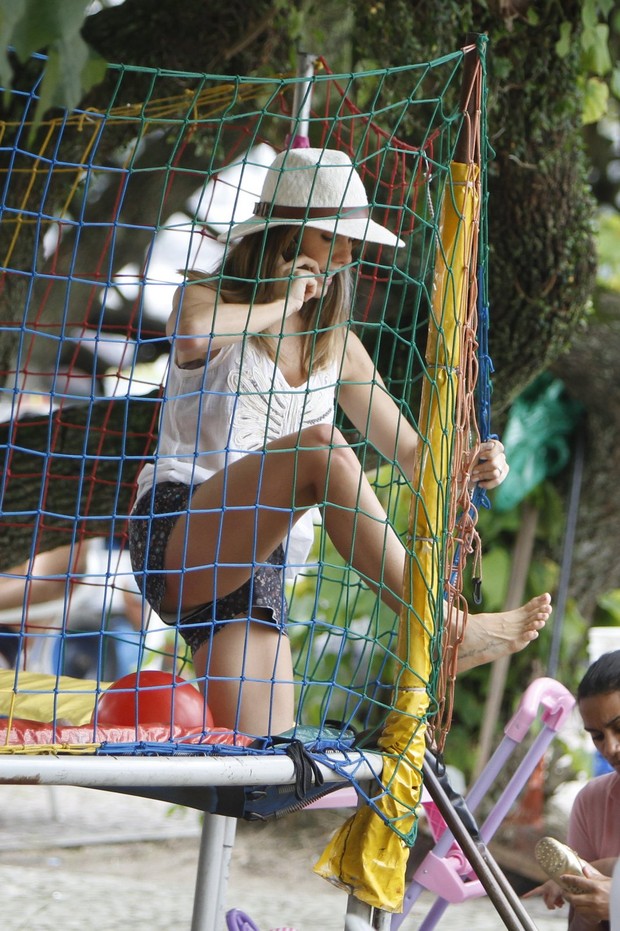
[129,147,552,736]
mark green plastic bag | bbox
[493,373,583,512]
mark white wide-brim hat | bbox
[218,147,404,248]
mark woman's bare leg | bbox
[192,595,552,732]
[193,616,294,734]
[191,597,552,733]
[161,425,406,615]
[161,424,552,726]
[456,592,552,672]
[163,425,404,733]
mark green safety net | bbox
[0,40,489,910]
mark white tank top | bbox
[136,340,339,575]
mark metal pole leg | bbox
[346,901,391,930]
[346,896,375,925]
[421,762,539,931]
[192,813,238,931]
[344,781,392,931]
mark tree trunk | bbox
[552,290,620,619]
[350,1,620,617]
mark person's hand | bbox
[274,253,319,313]
[470,439,508,489]
[523,879,566,910]
[562,865,611,924]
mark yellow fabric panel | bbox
[315,161,480,911]
[0,671,108,725]
[399,159,478,687]
[314,803,409,910]
[314,692,427,911]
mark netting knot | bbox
[284,738,325,801]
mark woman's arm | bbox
[0,545,89,616]
[168,254,319,366]
[337,331,419,480]
[589,858,618,876]
[337,331,507,488]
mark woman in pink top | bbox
[528,649,620,929]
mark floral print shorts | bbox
[128,482,287,655]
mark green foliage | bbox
[286,458,594,783]
[555,0,620,124]
[0,0,106,132]
[581,75,610,124]
[467,498,560,603]
[596,207,620,289]
[270,0,355,72]
[443,487,592,781]
[593,588,620,625]
[493,375,583,513]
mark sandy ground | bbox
[0,785,569,931]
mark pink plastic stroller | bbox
[224,676,574,931]
[392,675,575,930]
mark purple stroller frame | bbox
[391,676,575,930]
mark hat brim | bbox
[216,215,404,248]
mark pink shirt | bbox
[567,771,620,862]
[566,771,619,931]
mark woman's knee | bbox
[295,424,356,485]
[298,422,346,449]
[297,424,356,471]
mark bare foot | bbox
[456,593,552,672]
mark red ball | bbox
[94,670,214,729]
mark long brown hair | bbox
[185,226,352,377]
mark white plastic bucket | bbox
[587,627,620,775]
[588,626,620,665]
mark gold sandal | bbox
[534,836,586,894]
